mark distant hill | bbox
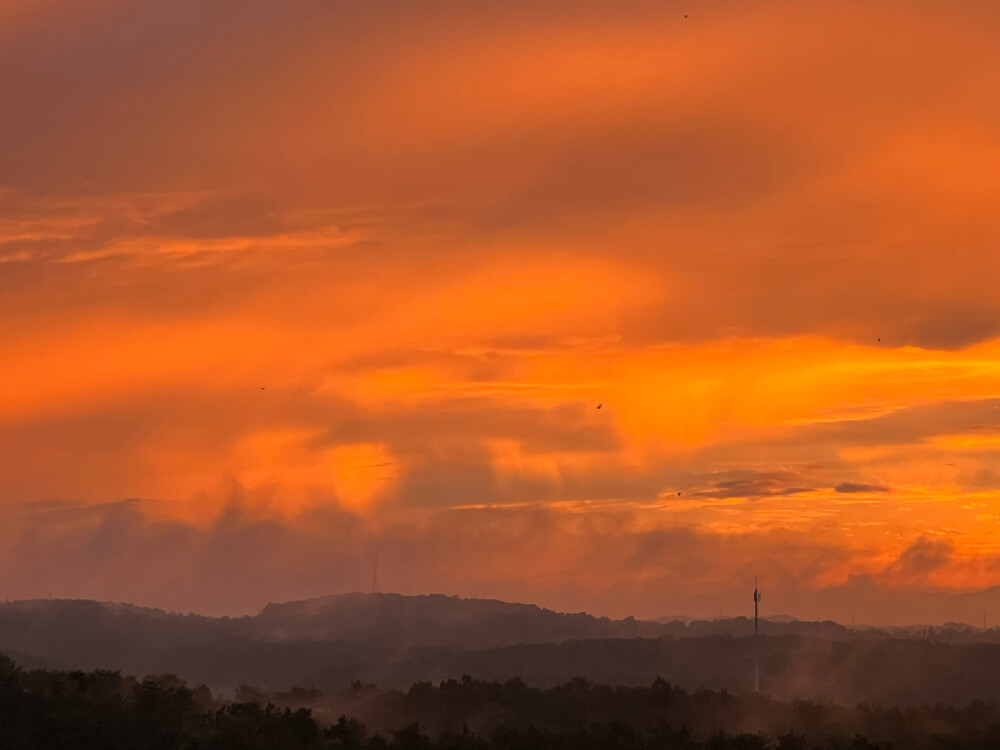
[5,593,1000,705]
[247,593,862,645]
[0,592,898,661]
[249,593,666,647]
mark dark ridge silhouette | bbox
[251,593,668,647]
[4,593,1000,705]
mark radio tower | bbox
[753,576,761,693]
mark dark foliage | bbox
[6,654,1000,749]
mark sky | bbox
[2,0,1000,624]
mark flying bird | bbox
[596,403,602,409]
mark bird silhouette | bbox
[596,403,602,409]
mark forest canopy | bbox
[4,655,1000,749]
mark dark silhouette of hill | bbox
[5,593,1000,705]
[250,593,667,647]
[236,592,879,646]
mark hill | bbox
[249,593,667,647]
[4,593,1000,705]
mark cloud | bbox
[315,400,624,466]
[881,537,957,586]
[0,249,31,263]
[4,0,1000,618]
[687,471,817,500]
[707,398,1000,459]
[834,482,890,494]
[0,487,995,625]
[904,311,1000,351]
[0,490,894,620]
[4,0,1000,347]
[143,193,286,239]
[473,117,798,234]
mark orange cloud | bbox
[3,0,1000,621]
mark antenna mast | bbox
[753,576,761,693]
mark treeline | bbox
[5,655,1000,749]
[258,676,1000,749]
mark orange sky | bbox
[3,0,1000,623]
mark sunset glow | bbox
[3,0,1000,624]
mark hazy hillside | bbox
[0,592,859,663]
[249,593,667,647]
[4,593,1000,705]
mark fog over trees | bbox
[8,655,1000,749]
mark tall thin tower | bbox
[753,576,761,693]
